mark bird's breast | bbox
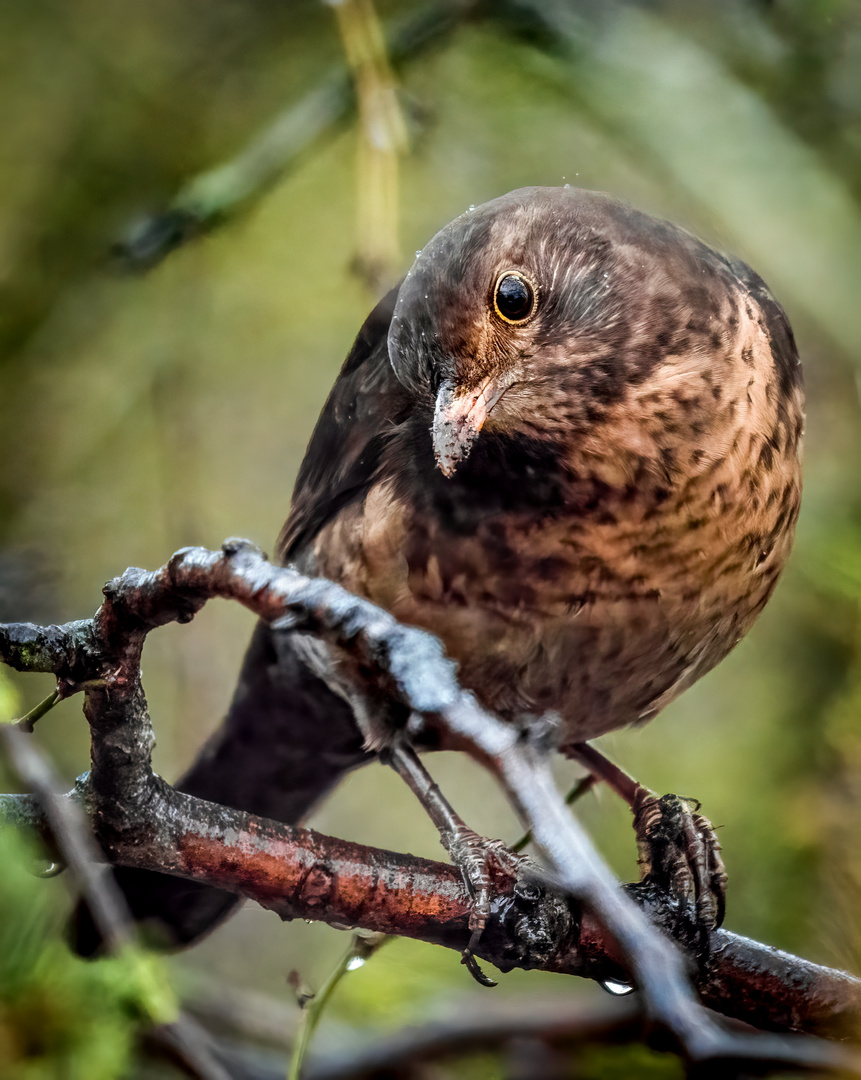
[305,416,800,744]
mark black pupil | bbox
[496,275,533,320]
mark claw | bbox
[632,788,727,955]
[461,933,499,988]
[442,825,530,986]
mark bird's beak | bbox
[433,376,505,478]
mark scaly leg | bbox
[383,736,530,986]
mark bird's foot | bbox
[629,786,727,958]
[382,737,528,986]
[443,824,531,987]
[568,744,727,956]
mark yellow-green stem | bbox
[287,932,387,1080]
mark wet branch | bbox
[0,541,859,1075]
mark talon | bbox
[381,744,518,986]
[460,906,498,986]
[461,944,498,988]
[693,811,727,929]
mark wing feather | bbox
[278,284,412,561]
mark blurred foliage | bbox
[1,0,861,1076]
[0,828,172,1079]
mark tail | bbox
[73,622,369,954]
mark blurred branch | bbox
[195,998,646,1080]
[0,541,860,1076]
[0,723,131,953]
[114,1,467,270]
[328,0,408,289]
[95,0,861,372]
[520,0,861,362]
[303,998,642,1080]
[142,1014,236,1080]
[0,722,236,1080]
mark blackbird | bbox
[75,186,804,952]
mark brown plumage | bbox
[282,186,803,747]
[75,186,803,952]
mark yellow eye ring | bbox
[492,270,538,324]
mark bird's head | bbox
[387,186,785,483]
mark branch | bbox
[1,542,859,1076]
[202,998,647,1080]
[303,998,643,1080]
[158,997,647,1080]
[0,720,254,1080]
[2,782,858,1048]
[108,0,588,271]
[114,2,466,269]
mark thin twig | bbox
[328,0,408,289]
[287,933,388,1080]
[14,689,59,732]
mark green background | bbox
[1,0,860,1075]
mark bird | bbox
[74,186,804,953]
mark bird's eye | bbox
[493,271,537,324]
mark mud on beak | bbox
[432,376,508,478]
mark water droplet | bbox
[415,250,422,258]
[468,204,475,211]
[563,183,571,189]
[34,861,65,879]
[346,956,366,972]
[303,919,314,925]
[599,977,636,996]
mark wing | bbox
[278,284,414,562]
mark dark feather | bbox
[279,285,411,560]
